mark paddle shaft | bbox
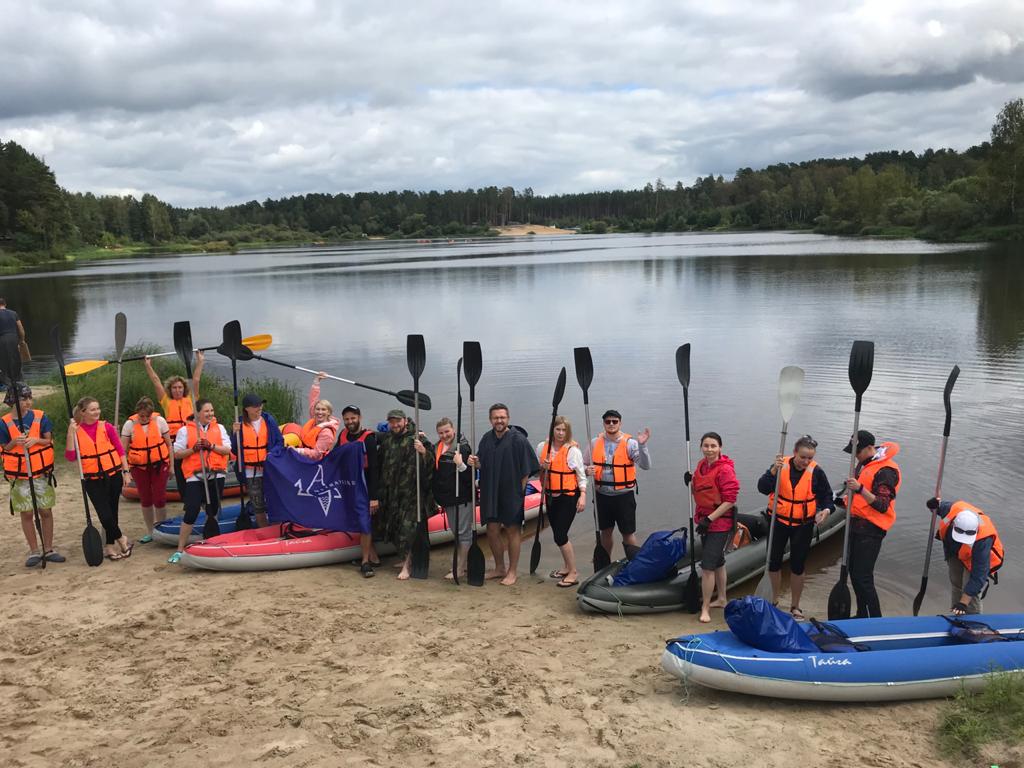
[453,358,463,583]
[760,422,792,582]
[838,406,863,571]
[262,358,408,402]
[58,364,100,521]
[683,384,696,570]
[231,362,248,512]
[582,401,603,551]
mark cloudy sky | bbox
[2,0,1022,206]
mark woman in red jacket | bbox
[688,431,740,623]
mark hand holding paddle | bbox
[453,357,463,585]
[463,341,485,586]
[173,322,217,536]
[3,351,45,568]
[827,340,875,620]
[407,334,430,579]
[754,366,805,602]
[675,343,701,613]
[573,347,610,573]
[911,365,960,616]
[530,367,567,575]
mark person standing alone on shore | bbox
[0,298,28,382]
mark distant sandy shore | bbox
[494,224,575,236]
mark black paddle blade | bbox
[675,343,691,389]
[410,519,430,579]
[202,511,221,540]
[529,521,543,575]
[82,523,104,567]
[593,539,611,572]
[573,347,594,398]
[911,576,929,617]
[827,569,852,620]
[683,570,701,613]
[219,321,244,362]
[942,365,960,436]
[552,367,567,408]
[396,390,432,410]
[467,538,485,586]
[114,312,127,359]
[462,341,482,388]
[235,501,253,531]
[50,325,75,418]
[848,340,874,398]
[173,321,195,378]
[407,334,426,382]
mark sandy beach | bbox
[0,462,1015,768]
[495,224,575,236]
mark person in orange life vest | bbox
[121,396,172,543]
[167,399,232,564]
[339,404,380,577]
[537,416,588,588]
[927,497,1004,615]
[684,431,739,623]
[428,416,472,581]
[584,409,651,561]
[839,429,901,618]
[756,435,835,620]
[289,372,339,461]
[144,351,204,495]
[1,384,62,566]
[65,396,133,561]
[230,393,283,528]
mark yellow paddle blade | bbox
[64,360,110,376]
[242,334,272,351]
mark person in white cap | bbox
[927,497,1005,615]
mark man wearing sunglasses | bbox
[585,409,651,560]
[927,497,1004,615]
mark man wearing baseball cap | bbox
[928,497,1004,615]
[338,404,381,577]
[840,429,901,618]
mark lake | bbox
[6,231,1023,612]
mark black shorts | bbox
[596,491,637,535]
[768,519,816,575]
[700,530,730,570]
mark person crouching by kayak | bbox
[585,409,651,562]
[538,416,587,588]
[756,435,834,620]
[121,397,173,543]
[66,396,133,561]
[1,384,62,566]
[430,416,471,581]
[339,404,381,577]
[144,352,203,495]
[167,399,232,564]
[231,393,284,528]
[382,409,434,580]
[840,430,901,618]
[927,497,1004,615]
[685,431,739,624]
[290,372,339,460]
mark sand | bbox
[0,463,1015,768]
[494,224,575,236]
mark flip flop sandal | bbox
[549,569,569,579]
[790,606,806,620]
[120,543,134,559]
[360,562,375,578]
[106,552,125,561]
[557,578,580,588]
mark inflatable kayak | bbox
[662,613,1024,702]
[122,468,242,502]
[577,507,846,614]
[151,503,244,546]
[179,490,543,571]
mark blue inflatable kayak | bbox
[662,613,1024,701]
[152,504,244,546]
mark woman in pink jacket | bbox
[292,372,340,460]
[687,431,740,623]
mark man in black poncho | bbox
[468,403,540,586]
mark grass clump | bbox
[939,669,1024,759]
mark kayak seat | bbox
[944,615,1023,644]
[281,522,324,540]
[805,618,869,653]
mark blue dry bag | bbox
[611,530,686,587]
[725,596,820,654]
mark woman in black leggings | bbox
[537,416,588,588]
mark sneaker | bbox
[167,551,183,564]
[25,553,42,567]
[360,562,375,578]
[138,534,154,544]
[43,551,66,563]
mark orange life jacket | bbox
[540,441,580,494]
[240,419,269,469]
[181,419,229,479]
[163,396,193,438]
[126,415,170,468]
[592,434,636,490]
[850,442,901,531]
[341,428,371,469]
[938,501,1005,578]
[76,421,121,480]
[2,410,55,480]
[769,457,818,526]
[300,418,326,450]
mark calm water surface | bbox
[6,232,1023,613]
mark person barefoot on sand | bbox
[468,404,540,586]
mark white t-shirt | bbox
[173,421,231,481]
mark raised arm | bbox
[143,357,167,400]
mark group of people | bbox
[2,356,1005,619]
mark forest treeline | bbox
[1,98,1021,268]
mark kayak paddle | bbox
[675,343,700,613]
[827,340,875,620]
[250,354,431,410]
[912,365,960,616]
[754,365,805,602]
[408,334,430,579]
[574,347,610,573]
[173,321,217,538]
[463,341,485,586]
[50,325,105,567]
[219,321,252,532]
[531,366,567,575]
[3,350,45,569]
[113,312,127,428]
[63,334,273,376]
[453,357,463,585]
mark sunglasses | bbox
[954,525,978,537]
[603,418,620,424]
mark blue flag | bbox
[263,443,370,533]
